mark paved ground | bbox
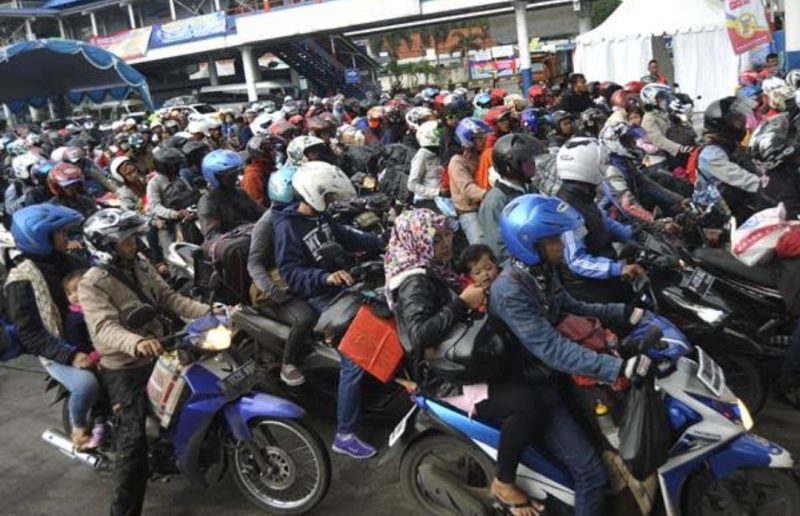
[2,355,799,516]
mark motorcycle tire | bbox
[229,418,331,515]
[710,353,767,415]
[684,467,800,516]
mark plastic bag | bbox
[731,203,800,266]
[618,375,671,480]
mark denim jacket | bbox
[489,261,625,383]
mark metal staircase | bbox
[270,38,367,98]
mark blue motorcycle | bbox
[43,310,331,515]
[387,313,800,515]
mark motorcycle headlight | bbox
[696,306,726,325]
[198,326,232,351]
[734,398,754,431]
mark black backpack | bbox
[377,143,416,204]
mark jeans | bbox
[336,355,365,435]
[541,401,607,516]
[255,298,317,366]
[102,365,153,516]
[43,360,100,429]
[458,211,483,245]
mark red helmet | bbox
[48,162,84,196]
[434,93,448,110]
[624,81,644,94]
[269,120,300,142]
[527,85,549,106]
[739,70,761,87]
[490,88,508,106]
[610,89,631,109]
[286,114,305,130]
[307,115,336,134]
[485,106,513,128]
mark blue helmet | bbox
[11,204,83,256]
[518,108,540,134]
[738,84,762,100]
[455,118,491,148]
[500,194,583,266]
[473,92,492,109]
[201,149,244,189]
[268,164,297,204]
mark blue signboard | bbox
[345,68,361,84]
[150,11,234,48]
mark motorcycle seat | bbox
[232,305,291,341]
[692,247,778,289]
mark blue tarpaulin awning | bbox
[0,39,153,114]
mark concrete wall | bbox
[488,4,580,44]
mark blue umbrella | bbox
[0,38,153,114]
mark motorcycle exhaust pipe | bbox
[41,429,103,469]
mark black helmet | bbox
[704,96,748,144]
[492,133,546,180]
[748,113,798,172]
[577,107,608,137]
[161,134,188,150]
[153,147,185,176]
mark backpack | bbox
[341,145,383,177]
[684,145,704,185]
[378,143,416,204]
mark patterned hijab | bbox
[384,208,453,291]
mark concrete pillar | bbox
[214,0,221,12]
[90,12,98,36]
[127,4,136,29]
[169,0,177,21]
[3,104,14,130]
[241,46,259,102]
[57,18,66,38]
[787,0,800,70]
[24,19,34,40]
[207,56,220,86]
[513,1,532,93]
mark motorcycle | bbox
[230,243,410,420]
[633,228,789,413]
[42,306,331,515]
[386,313,800,516]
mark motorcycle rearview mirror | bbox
[123,304,157,329]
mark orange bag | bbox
[338,305,404,383]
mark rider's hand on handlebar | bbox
[71,352,94,369]
[459,284,486,311]
[326,270,354,287]
[621,263,645,281]
[135,338,163,357]
[177,209,196,222]
[622,355,652,380]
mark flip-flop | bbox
[494,495,545,516]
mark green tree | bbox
[591,0,621,28]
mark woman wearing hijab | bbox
[385,208,547,516]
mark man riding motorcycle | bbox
[555,137,644,303]
[47,162,98,218]
[79,208,210,516]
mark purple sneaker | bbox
[332,433,377,459]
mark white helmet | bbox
[405,106,435,130]
[206,118,222,130]
[556,137,608,186]
[123,118,137,128]
[111,120,124,132]
[50,146,68,162]
[291,161,356,212]
[336,124,365,146]
[250,112,274,136]
[12,152,44,181]
[109,155,134,183]
[766,83,796,111]
[762,77,788,96]
[416,120,442,148]
[83,208,149,265]
[640,83,671,109]
[286,135,325,166]
[504,93,527,112]
[187,120,206,135]
[785,70,800,90]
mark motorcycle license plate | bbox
[684,268,716,296]
[218,360,259,399]
[696,348,725,397]
[389,406,417,448]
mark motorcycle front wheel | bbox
[711,353,767,415]
[684,468,800,516]
[229,418,331,515]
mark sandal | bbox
[493,494,545,516]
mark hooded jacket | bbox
[272,203,384,301]
[198,187,264,242]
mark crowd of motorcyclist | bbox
[4,53,800,515]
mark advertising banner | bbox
[150,11,231,48]
[725,0,772,55]
[469,58,519,81]
[91,27,152,61]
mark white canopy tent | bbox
[573,0,749,110]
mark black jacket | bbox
[5,253,87,364]
[557,180,617,260]
[758,162,800,220]
[392,271,469,398]
[559,90,592,115]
